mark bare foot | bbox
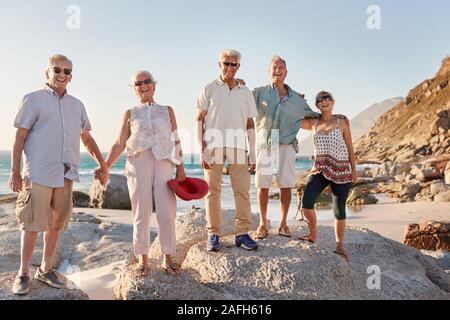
[333,248,350,261]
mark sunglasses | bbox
[316,95,333,103]
[222,61,239,67]
[51,66,72,75]
[134,79,153,86]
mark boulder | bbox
[404,221,450,251]
[72,191,90,208]
[347,187,378,206]
[434,190,450,202]
[0,270,89,300]
[431,118,450,135]
[89,174,131,210]
[415,165,443,182]
[148,208,263,263]
[445,161,450,184]
[115,221,450,300]
[430,181,449,196]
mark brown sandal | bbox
[136,264,149,277]
[162,263,180,276]
[255,225,269,239]
[278,226,292,237]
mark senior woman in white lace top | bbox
[104,70,186,277]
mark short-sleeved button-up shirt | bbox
[197,78,257,151]
[14,84,92,188]
[253,84,319,152]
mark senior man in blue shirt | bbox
[252,56,348,240]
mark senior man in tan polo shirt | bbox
[9,54,109,295]
[196,49,258,252]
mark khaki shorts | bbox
[255,144,297,189]
[15,178,73,232]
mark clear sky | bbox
[1,0,449,153]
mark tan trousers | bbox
[204,148,252,236]
[126,149,176,256]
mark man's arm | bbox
[196,109,211,169]
[80,131,109,185]
[8,128,28,192]
[246,118,256,173]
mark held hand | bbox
[176,165,186,182]
[236,78,246,86]
[8,172,23,193]
[248,163,256,174]
[94,166,110,186]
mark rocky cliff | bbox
[355,56,450,163]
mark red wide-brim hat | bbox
[167,177,209,201]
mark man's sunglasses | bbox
[134,79,154,86]
[316,95,333,103]
[222,61,239,67]
[51,66,72,75]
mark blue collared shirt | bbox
[13,84,92,188]
[253,84,319,152]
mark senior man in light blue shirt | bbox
[252,56,349,240]
[252,56,319,240]
[8,54,109,295]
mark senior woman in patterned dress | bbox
[299,91,357,261]
[104,70,186,276]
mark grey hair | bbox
[219,49,241,62]
[46,54,73,69]
[130,70,157,85]
[270,55,287,68]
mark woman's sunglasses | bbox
[51,66,72,75]
[316,95,333,103]
[134,79,153,86]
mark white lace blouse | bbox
[126,103,181,165]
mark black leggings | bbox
[301,173,352,220]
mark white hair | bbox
[270,55,287,67]
[219,49,241,62]
[46,54,73,69]
[130,70,157,85]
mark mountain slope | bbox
[354,56,450,163]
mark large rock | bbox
[445,161,450,184]
[148,208,263,263]
[430,180,449,196]
[73,191,90,208]
[347,187,378,206]
[89,174,131,210]
[434,190,450,202]
[0,270,89,300]
[404,221,450,251]
[115,221,450,300]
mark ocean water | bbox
[0,151,352,221]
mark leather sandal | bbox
[255,225,268,239]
